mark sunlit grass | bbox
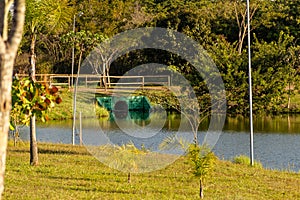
[4,142,300,199]
[47,90,107,120]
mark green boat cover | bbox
[96,96,151,111]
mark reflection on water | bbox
[225,115,300,134]
[15,113,300,172]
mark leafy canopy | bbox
[10,77,62,129]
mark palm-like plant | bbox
[24,0,73,165]
[188,144,216,199]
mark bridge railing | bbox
[15,74,171,90]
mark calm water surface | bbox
[16,114,300,172]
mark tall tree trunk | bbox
[30,115,38,165]
[0,53,14,200]
[29,33,38,165]
[29,34,36,81]
[0,0,25,198]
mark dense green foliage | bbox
[15,0,300,114]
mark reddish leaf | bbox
[45,98,51,105]
[50,86,58,94]
[55,97,62,104]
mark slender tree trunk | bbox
[72,49,83,145]
[200,179,204,199]
[0,1,13,41]
[238,26,247,55]
[102,63,107,90]
[234,2,258,55]
[106,70,110,87]
[29,34,36,81]
[106,61,111,87]
[128,172,131,183]
[0,0,25,198]
[13,122,18,147]
[29,33,38,165]
[235,4,247,55]
[287,83,291,111]
[30,115,38,165]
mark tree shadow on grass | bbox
[8,146,90,156]
[38,148,90,156]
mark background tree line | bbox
[14,0,300,115]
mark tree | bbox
[10,77,62,165]
[61,30,106,76]
[233,0,259,54]
[61,30,106,144]
[254,0,300,44]
[188,144,216,199]
[251,32,300,113]
[25,0,73,165]
[25,0,73,79]
[109,142,147,183]
[76,0,141,36]
[0,0,25,197]
[207,36,248,114]
[160,139,216,199]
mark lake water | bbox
[14,113,300,172]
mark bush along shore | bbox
[46,89,300,122]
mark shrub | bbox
[95,105,109,117]
[233,155,263,168]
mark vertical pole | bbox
[71,14,77,145]
[85,75,87,88]
[68,76,70,89]
[246,0,254,166]
[72,74,77,146]
[72,51,83,145]
[79,112,82,146]
[72,105,76,145]
[71,14,75,88]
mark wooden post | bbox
[99,75,103,88]
[142,76,144,91]
[79,112,82,146]
[68,76,70,89]
[85,75,87,88]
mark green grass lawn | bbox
[4,142,300,200]
[47,89,109,120]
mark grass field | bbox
[47,90,109,120]
[3,142,300,200]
